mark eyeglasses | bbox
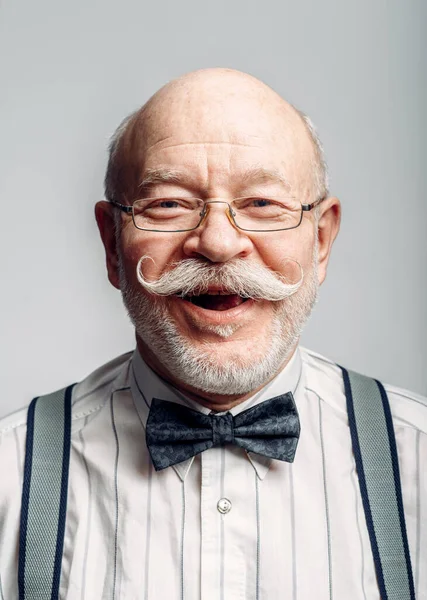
[109,196,325,233]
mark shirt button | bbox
[217,498,232,514]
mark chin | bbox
[135,307,299,396]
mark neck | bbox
[135,335,298,412]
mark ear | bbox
[95,201,121,290]
[316,196,341,285]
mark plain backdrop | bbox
[0,0,426,418]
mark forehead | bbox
[119,78,315,199]
[142,83,307,153]
[150,117,309,191]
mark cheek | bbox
[256,228,315,276]
[119,230,188,282]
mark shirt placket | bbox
[200,446,223,600]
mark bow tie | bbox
[145,393,300,471]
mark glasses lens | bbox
[133,198,204,231]
[231,196,302,231]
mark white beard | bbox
[119,245,319,396]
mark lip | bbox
[175,296,257,324]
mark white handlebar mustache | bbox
[135,256,304,301]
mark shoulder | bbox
[0,351,134,497]
[382,381,427,435]
[299,346,427,435]
[0,351,133,435]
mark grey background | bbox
[1,0,426,418]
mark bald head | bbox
[105,68,328,210]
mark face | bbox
[96,72,340,403]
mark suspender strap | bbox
[341,367,415,600]
[18,384,74,600]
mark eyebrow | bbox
[139,167,185,188]
[138,165,292,194]
[240,165,292,192]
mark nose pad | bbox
[198,201,237,230]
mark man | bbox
[0,68,425,599]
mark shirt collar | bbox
[130,346,303,481]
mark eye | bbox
[234,196,299,211]
[250,198,272,207]
[157,200,181,209]
[133,198,201,227]
[135,198,196,213]
[234,197,283,212]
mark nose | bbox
[182,200,253,263]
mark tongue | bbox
[195,294,245,311]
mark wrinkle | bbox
[147,141,263,151]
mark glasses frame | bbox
[108,196,326,233]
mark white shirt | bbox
[0,346,426,600]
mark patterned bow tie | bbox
[145,393,300,471]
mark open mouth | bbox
[178,291,250,312]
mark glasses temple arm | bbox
[108,199,133,214]
[301,196,327,212]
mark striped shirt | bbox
[0,346,426,599]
